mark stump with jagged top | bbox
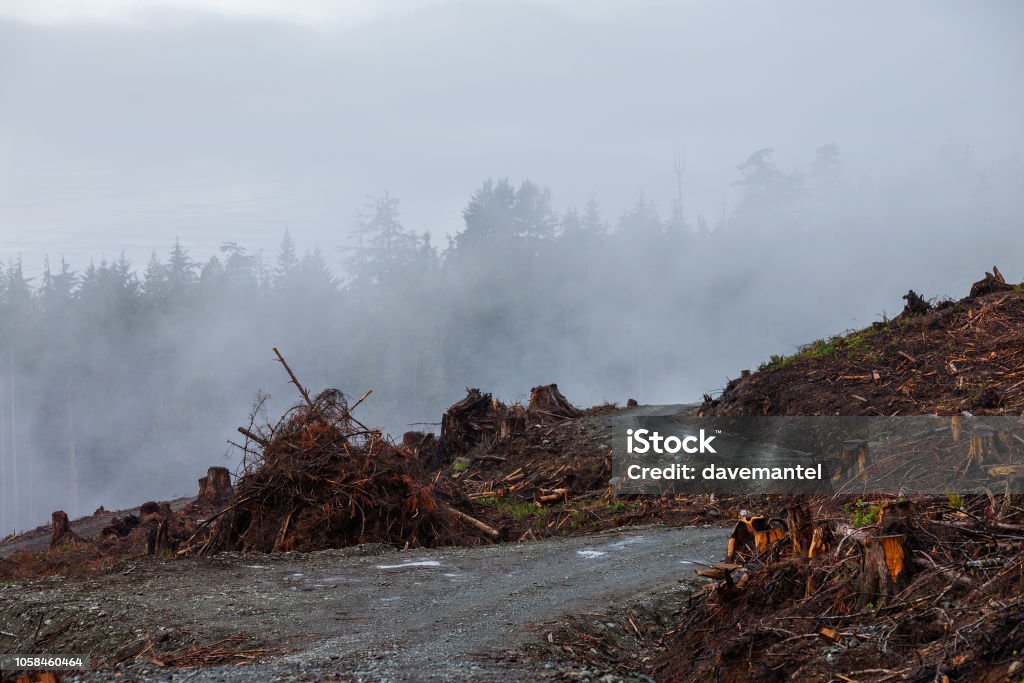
[197,466,233,505]
[49,510,80,550]
[527,384,579,422]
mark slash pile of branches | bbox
[188,349,498,554]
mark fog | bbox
[1,1,1022,533]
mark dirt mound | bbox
[701,270,1024,417]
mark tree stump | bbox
[808,526,832,558]
[197,466,233,505]
[499,403,527,438]
[999,468,1024,519]
[726,516,785,561]
[878,498,917,534]
[138,501,161,523]
[969,266,1013,297]
[859,534,912,606]
[965,425,997,474]
[786,503,814,557]
[49,510,80,550]
[833,440,869,483]
[147,502,176,556]
[901,290,931,317]
[402,431,430,451]
[440,388,499,454]
[527,384,579,422]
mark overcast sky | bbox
[2,0,1022,275]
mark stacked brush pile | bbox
[189,351,498,554]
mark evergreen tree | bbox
[166,238,197,299]
[581,196,607,236]
[560,206,582,239]
[346,193,423,287]
[618,195,662,238]
[143,251,169,302]
[275,229,301,290]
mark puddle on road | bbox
[577,536,650,559]
[375,560,442,570]
[608,536,648,550]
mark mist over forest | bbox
[2,142,1021,533]
[1,0,1022,534]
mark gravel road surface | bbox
[1,524,727,682]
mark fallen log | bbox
[442,504,500,539]
[538,488,568,503]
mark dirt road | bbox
[1,524,727,681]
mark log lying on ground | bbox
[100,514,140,540]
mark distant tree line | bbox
[1,142,1020,532]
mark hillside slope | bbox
[701,272,1023,417]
